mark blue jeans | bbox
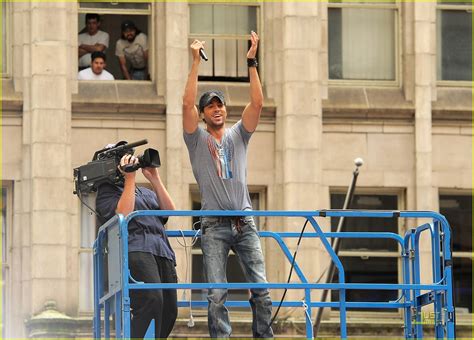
[131,68,147,80]
[201,216,274,338]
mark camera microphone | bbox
[199,48,208,61]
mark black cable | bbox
[77,192,104,221]
[261,219,310,336]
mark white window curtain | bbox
[342,9,395,80]
[330,8,396,80]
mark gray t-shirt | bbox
[184,120,253,211]
[115,32,148,69]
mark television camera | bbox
[73,139,160,196]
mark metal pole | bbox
[313,158,363,337]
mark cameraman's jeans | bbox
[201,216,273,338]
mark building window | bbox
[328,1,398,82]
[1,1,10,77]
[439,194,472,314]
[189,4,259,82]
[78,194,97,313]
[330,192,400,311]
[1,183,12,337]
[78,1,152,80]
[436,1,472,81]
[190,189,265,308]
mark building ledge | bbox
[1,79,22,112]
[433,87,473,121]
[323,87,414,121]
[72,81,166,115]
[323,86,472,122]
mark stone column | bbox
[268,2,324,307]
[413,2,437,287]
[20,1,74,329]
[163,2,189,312]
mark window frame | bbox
[438,189,472,319]
[328,187,405,318]
[327,1,401,87]
[78,193,97,314]
[77,1,154,82]
[1,182,13,337]
[1,1,11,78]
[436,1,472,86]
[188,2,262,83]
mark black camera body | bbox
[73,139,161,195]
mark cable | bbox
[278,266,329,320]
[176,221,202,328]
[261,218,309,336]
[77,192,104,221]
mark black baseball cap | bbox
[198,90,226,113]
[121,20,136,32]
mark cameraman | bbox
[95,147,177,339]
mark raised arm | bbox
[115,155,138,216]
[142,167,176,211]
[242,31,263,133]
[182,40,204,134]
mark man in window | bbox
[78,13,109,70]
[115,20,149,80]
[182,32,273,338]
[77,51,114,81]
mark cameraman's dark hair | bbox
[91,51,106,62]
[85,13,101,23]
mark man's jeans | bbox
[131,68,147,80]
[201,216,274,338]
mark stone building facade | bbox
[1,1,471,338]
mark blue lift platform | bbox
[93,210,455,339]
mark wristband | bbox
[247,58,258,68]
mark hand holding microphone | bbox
[199,48,208,61]
[190,40,208,62]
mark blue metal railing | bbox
[93,210,455,339]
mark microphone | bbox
[354,157,364,168]
[199,48,208,61]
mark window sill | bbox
[323,86,413,120]
[324,86,472,122]
[1,79,22,112]
[433,87,472,121]
[72,81,165,115]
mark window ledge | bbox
[1,79,22,112]
[72,81,165,115]
[324,86,472,122]
[323,87,413,120]
[433,87,472,121]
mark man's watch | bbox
[247,58,258,68]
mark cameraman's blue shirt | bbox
[96,182,176,265]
